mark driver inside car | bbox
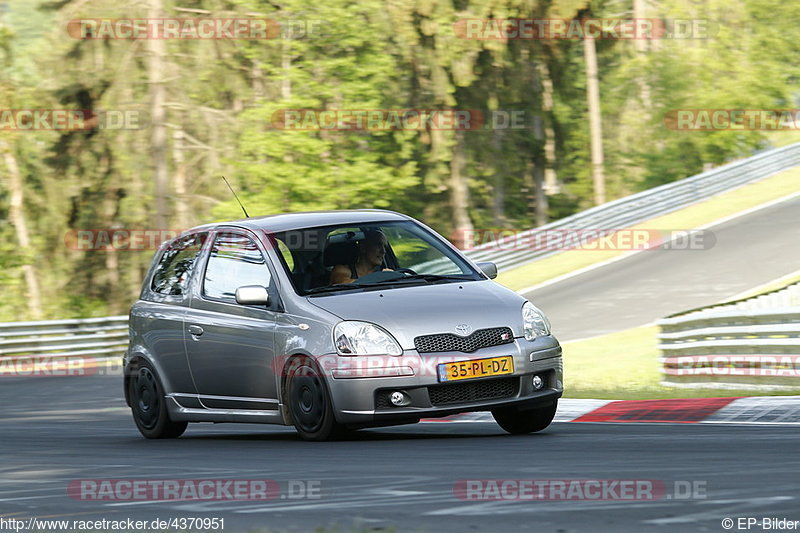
[329,229,392,284]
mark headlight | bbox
[522,301,550,340]
[334,321,403,356]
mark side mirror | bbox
[235,285,270,306]
[476,261,498,279]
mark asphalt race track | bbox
[1,376,799,532]
[524,195,800,341]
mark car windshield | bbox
[271,220,482,296]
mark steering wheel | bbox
[395,268,417,276]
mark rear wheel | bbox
[129,361,187,439]
[492,401,557,435]
[286,357,347,441]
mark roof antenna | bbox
[222,176,250,218]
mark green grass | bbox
[562,325,800,399]
[496,166,800,291]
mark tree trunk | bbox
[490,128,506,227]
[104,244,120,314]
[173,128,189,229]
[1,139,43,319]
[101,149,121,314]
[530,58,549,225]
[278,42,293,213]
[633,0,652,109]
[584,33,606,205]
[252,59,265,98]
[148,0,169,230]
[532,144,548,227]
[531,114,549,227]
[449,130,473,249]
[539,62,559,195]
[281,41,292,99]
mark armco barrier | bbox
[658,282,800,389]
[0,316,128,374]
[464,142,800,272]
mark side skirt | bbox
[165,395,290,425]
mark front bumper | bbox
[317,336,563,426]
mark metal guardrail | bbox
[658,282,800,389]
[0,316,128,375]
[464,142,800,272]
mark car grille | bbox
[414,327,514,354]
[428,377,518,406]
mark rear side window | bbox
[275,238,295,271]
[151,232,208,295]
[203,232,272,301]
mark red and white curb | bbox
[421,396,800,425]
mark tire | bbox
[128,361,188,439]
[492,400,558,435]
[286,357,346,441]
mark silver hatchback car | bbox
[124,210,563,441]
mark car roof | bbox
[186,209,411,234]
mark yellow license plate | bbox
[437,356,514,382]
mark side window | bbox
[151,233,207,295]
[203,232,272,302]
[275,238,295,271]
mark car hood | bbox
[305,280,527,350]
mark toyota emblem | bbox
[455,323,472,336]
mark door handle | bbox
[188,325,204,336]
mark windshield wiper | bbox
[306,274,474,295]
[370,273,474,284]
[305,284,364,295]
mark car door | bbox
[184,228,280,411]
[135,231,209,397]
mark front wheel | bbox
[286,357,347,441]
[129,361,187,439]
[492,401,557,435]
